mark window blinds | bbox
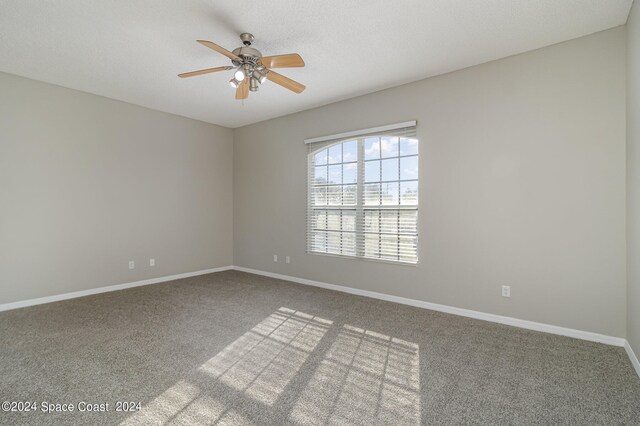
[306,121,418,264]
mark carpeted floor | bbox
[0,270,639,425]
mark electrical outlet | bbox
[502,285,511,298]
[150,258,155,266]
[129,261,135,270]
[286,256,290,264]
[273,254,278,262]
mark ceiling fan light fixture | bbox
[250,78,259,92]
[252,67,268,84]
[229,78,241,88]
[233,68,246,81]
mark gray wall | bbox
[234,28,627,337]
[0,72,234,304]
[628,1,640,355]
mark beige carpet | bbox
[1,270,639,425]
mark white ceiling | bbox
[0,0,633,128]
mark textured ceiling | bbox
[0,0,633,128]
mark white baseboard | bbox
[624,341,640,378]
[232,266,626,348]
[0,266,234,312]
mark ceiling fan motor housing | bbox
[231,46,262,67]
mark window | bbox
[306,122,418,264]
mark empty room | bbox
[1,0,640,424]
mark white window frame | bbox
[306,122,418,265]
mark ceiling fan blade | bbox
[266,70,305,93]
[178,66,232,78]
[197,40,242,62]
[236,78,249,100]
[260,53,305,68]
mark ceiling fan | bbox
[178,33,305,100]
